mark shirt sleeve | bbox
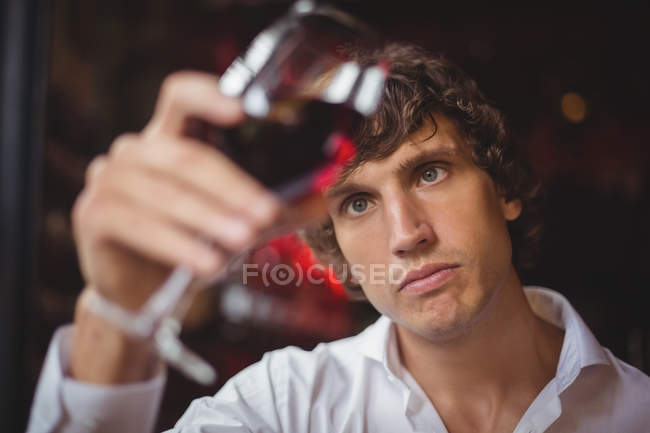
[26,325,166,433]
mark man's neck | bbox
[395,271,564,430]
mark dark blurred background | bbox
[1,0,649,431]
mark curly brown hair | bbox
[302,43,544,298]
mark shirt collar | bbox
[357,313,393,366]
[356,286,610,390]
[524,286,610,391]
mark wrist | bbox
[70,288,163,384]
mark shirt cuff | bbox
[27,325,166,433]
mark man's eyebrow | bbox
[324,148,459,200]
[394,148,458,176]
[324,182,371,200]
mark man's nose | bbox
[386,193,436,257]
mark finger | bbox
[111,134,283,229]
[78,188,225,276]
[86,154,110,184]
[144,71,245,137]
[95,161,257,251]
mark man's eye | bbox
[344,197,370,216]
[419,166,447,185]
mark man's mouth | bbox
[398,262,460,295]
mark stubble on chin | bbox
[403,283,502,345]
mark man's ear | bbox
[500,197,522,221]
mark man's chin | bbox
[421,320,476,343]
[409,282,498,343]
[403,308,481,344]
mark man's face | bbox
[325,115,522,341]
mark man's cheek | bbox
[436,210,480,254]
[345,229,386,265]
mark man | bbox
[28,44,650,433]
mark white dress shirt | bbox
[27,287,650,433]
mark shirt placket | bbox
[512,379,563,433]
[389,369,449,433]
